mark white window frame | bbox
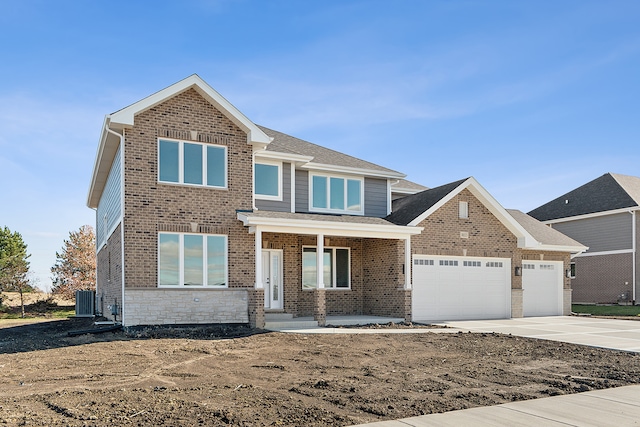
[308,172,364,215]
[301,245,351,290]
[254,160,282,201]
[570,262,576,278]
[157,138,228,189]
[459,201,469,219]
[157,232,228,288]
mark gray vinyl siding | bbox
[553,212,632,252]
[364,177,389,218]
[96,144,122,249]
[295,169,309,213]
[255,162,291,212]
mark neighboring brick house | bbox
[87,75,585,328]
[529,173,640,304]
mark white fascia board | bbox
[541,207,640,224]
[533,244,589,254]
[109,74,272,145]
[237,213,422,239]
[255,149,314,165]
[301,162,406,179]
[87,117,121,209]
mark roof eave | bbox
[301,162,406,179]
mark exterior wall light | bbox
[514,266,522,276]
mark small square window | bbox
[255,162,281,199]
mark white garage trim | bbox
[412,255,512,322]
[522,260,563,317]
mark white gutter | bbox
[104,123,125,326]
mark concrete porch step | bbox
[264,316,318,331]
[264,312,294,321]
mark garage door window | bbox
[302,247,350,289]
[414,259,434,266]
[439,260,458,266]
[486,261,503,268]
[463,261,481,267]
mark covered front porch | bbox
[237,211,422,328]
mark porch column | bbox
[316,233,325,289]
[255,228,263,289]
[404,237,412,289]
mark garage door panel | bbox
[523,261,563,317]
[412,255,511,322]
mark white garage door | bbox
[522,261,563,317]
[412,255,511,322]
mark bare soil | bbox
[1,318,640,427]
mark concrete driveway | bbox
[437,316,640,353]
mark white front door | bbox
[262,250,283,310]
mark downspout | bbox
[104,123,125,325]
[633,211,637,304]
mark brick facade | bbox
[96,223,123,321]
[410,190,574,317]
[116,88,258,326]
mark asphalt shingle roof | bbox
[391,179,429,192]
[528,173,640,222]
[386,178,469,226]
[258,125,402,175]
[507,209,585,248]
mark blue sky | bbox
[1,0,639,290]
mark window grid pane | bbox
[330,177,344,210]
[207,236,226,286]
[159,234,179,286]
[255,163,279,196]
[347,179,361,211]
[183,235,203,286]
[159,140,179,183]
[184,143,203,185]
[335,249,349,288]
[302,248,317,289]
[312,176,327,208]
[207,145,225,187]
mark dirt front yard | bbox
[1,319,640,426]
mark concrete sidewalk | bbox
[352,385,640,426]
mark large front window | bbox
[159,139,226,188]
[302,246,350,289]
[310,174,363,214]
[158,233,227,287]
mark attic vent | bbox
[565,199,569,204]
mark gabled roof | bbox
[387,179,467,226]
[386,177,585,253]
[507,210,588,252]
[528,173,640,222]
[258,126,405,179]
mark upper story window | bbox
[459,201,469,219]
[158,139,227,188]
[254,161,282,200]
[310,173,363,215]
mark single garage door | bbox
[412,255,511,322]
[522,260,563,317]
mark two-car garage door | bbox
[412,255,511,322]
[412,255,564,322]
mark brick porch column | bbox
[248,288,265,329]
[313,289,326,326]
[401,288,412,322]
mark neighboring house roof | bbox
[257,126,405,178]
[237,210,422,239]
[386,177,586,253]
[507,209,587,251]
[528,173,640,222]
[391,179,429,194]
